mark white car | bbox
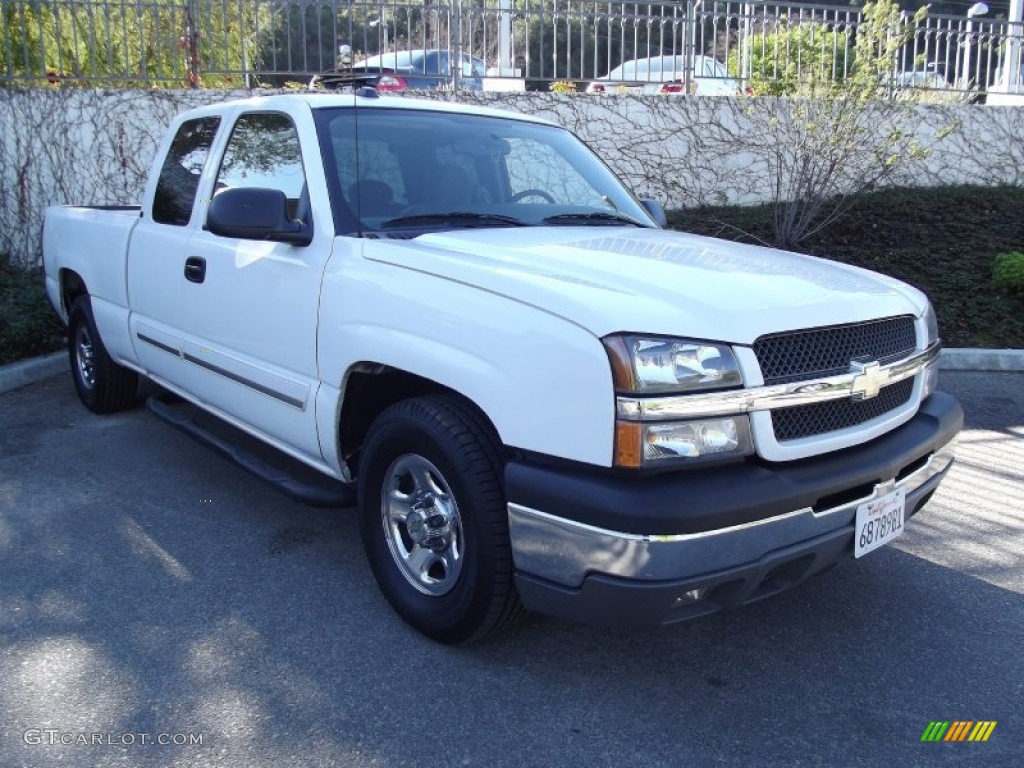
[894,70,950,91]
[43,93,960,643]
[586,55,741,95]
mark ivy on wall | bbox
[1,87,1022,266]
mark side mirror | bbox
[640,198,668,228]
[206,187,312,246]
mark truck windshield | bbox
[313,106,655,235]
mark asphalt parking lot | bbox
[1,370,1021,767]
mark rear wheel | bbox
[68,296,138,413]
[357,395,522,644]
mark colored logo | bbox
[920,721,997,742]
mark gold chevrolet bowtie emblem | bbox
[849,360,886,400]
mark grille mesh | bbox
[754,316,917,385]
[771,378,915,441]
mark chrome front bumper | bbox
[508,441,955,590]
[504,391,963,628]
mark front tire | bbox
[68,296,138,413]
[357,395,522,644]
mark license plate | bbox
[854,487,906,558]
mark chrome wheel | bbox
[381,453,464,596]
[75,323,96,390]
[359,396,522,643]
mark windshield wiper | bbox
[542,211,647,227]
[380,212,527,229]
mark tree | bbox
[729,22,853,96]
[0,0,267,87]
[523,0,690,84]
[728,0,949,248]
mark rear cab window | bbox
[152,117,220,226]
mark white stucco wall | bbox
[1,87,1022,266]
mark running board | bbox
[146,393,355,508]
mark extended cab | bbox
[43,93,962,643]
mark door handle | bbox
[184,256,206,284]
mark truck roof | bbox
[176,92,557,127]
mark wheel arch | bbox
[337,363,504,476]
[59,268,89,315]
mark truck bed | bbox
[43,205,142,324]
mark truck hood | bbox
[364,227,925,344]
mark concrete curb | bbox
[938,348,1024,372]
[0,351,66,395]
[2,347,1022,397]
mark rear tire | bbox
[357,395,523,644]
[68,296,138,413]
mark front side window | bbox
[152,116,220,226]
[215,112,306,203]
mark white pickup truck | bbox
[44,93,962,643]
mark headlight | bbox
[604,335,742,393]
[615,416,754,467]
[923,301,939,347]
[605,334,752,467]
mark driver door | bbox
[176,110,331,463]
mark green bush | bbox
[0,256,65,365]
[728,23,852,96]
[993,252,1024,294]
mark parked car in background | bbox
[889,69,955,100]
[586,55,741,95]
[311,49,486,92]
[894,70,950,91]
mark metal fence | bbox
[2,0,1022,97]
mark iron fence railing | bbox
[2,0,1022,97]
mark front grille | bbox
[754,316,917,385]
[771,378,915,441]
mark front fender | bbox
[317,255,616,467]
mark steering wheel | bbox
[510,188,556,204]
